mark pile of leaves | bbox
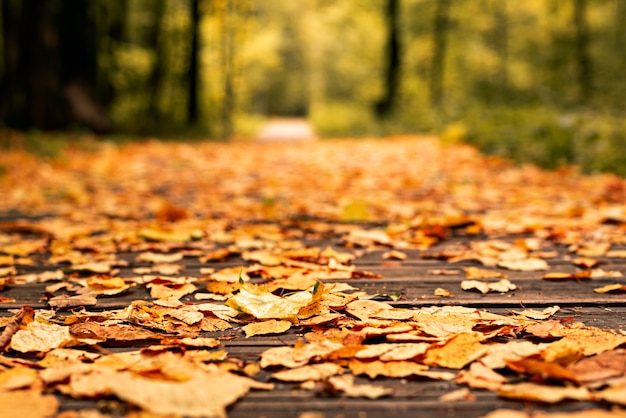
[1,136,626,417]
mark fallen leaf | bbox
[498,258,549,271]
[497,382,591,403]
[461,279,516,294]
[0,366,41,391]
[512,305,560,320]
[242,319,291,337]
[48,293,98,309]
[271,363,343,382]
[10,320,75,353]
[227,283,318,320]
[382,250,407,260]
[434,287,454,297]
[424,332,487,369]
[69,365,271,417]
[0,389,59,418]
[438,387,475,402]
[464,267,507,279]
[456,361,506,391]
[327,374,392,398]
[594,283,626,294]
[348,359,428,378]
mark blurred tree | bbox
[1,0,111,132]
[573,0,592,103]
[188,0,201,124]
[376,0,401,118]
[147,0,166,121]
[430,0,451,108]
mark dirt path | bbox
[256,118,316,142]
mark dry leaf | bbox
[461,279,516,294]
[438,387,475,402]
[0,366,41,391]
[434,287,454,297]
[327,374,392,399]
[498,258,548,271]
[48,293,98,309]
[348,359,428,378]
[594,283,626,294]
[242,319,291,337]
[424,332,487,369]
[382,250,407,260]
[464,267,507,279]
[512,305,560,320]
[456,361,506,391]
[0,389,59,418]
[497,382,591,403]
[10,320,74,353]
[271,363,343,382]
[226,283,318,320]
[69,365,271,418]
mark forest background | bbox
[1,0,626,175]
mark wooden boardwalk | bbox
[2,216,626,417]
[1,137,626,417]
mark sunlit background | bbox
[1,0,626,174]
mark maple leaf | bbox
[69,365,272,418]
[423,332,487,369]
[461,278,517,294]
[497,382,591,403]
[9,320,75,353]
[0,390,59,418]
[242,319,291,337]
[226,282,321,319]
[327,374,393,398]
[271,363,343,382]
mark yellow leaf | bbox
[327,374,392,399]
[10,321,74,353]
[0,390,58,418]
[226,283,316,320]
[424,332,487,369]
[498,382,591,403]
[242,319,291,337]
[271,363,343,382]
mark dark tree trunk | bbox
[1,0,110,132]
[376,0,401,118]
[430,0,451,108]
[187,0,200,125]
[573,0,592,103]
[148,0,167,120]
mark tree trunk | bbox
[187,0,200,125]
[0,0,110,132]
[430,0,451,109]
[573,0,592,103]
[220,0,235,139]
[376,0,401,118]
[148,0,167,120]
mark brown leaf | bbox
[48,293,98,309]
[69,365,271,418]
[456,361,506,391]
[0,389,59,418]
[0,305,34,350]
[424,332,487,369]
[242,319,291,337]
[271,363,343,382]
[327,374,392,399]
[10,320,75,353]
[567,349,626,386]
[497,382,591,403]
[348,359,428,378]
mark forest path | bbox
[256,117,316,142]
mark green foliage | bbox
[461,106,626,176]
